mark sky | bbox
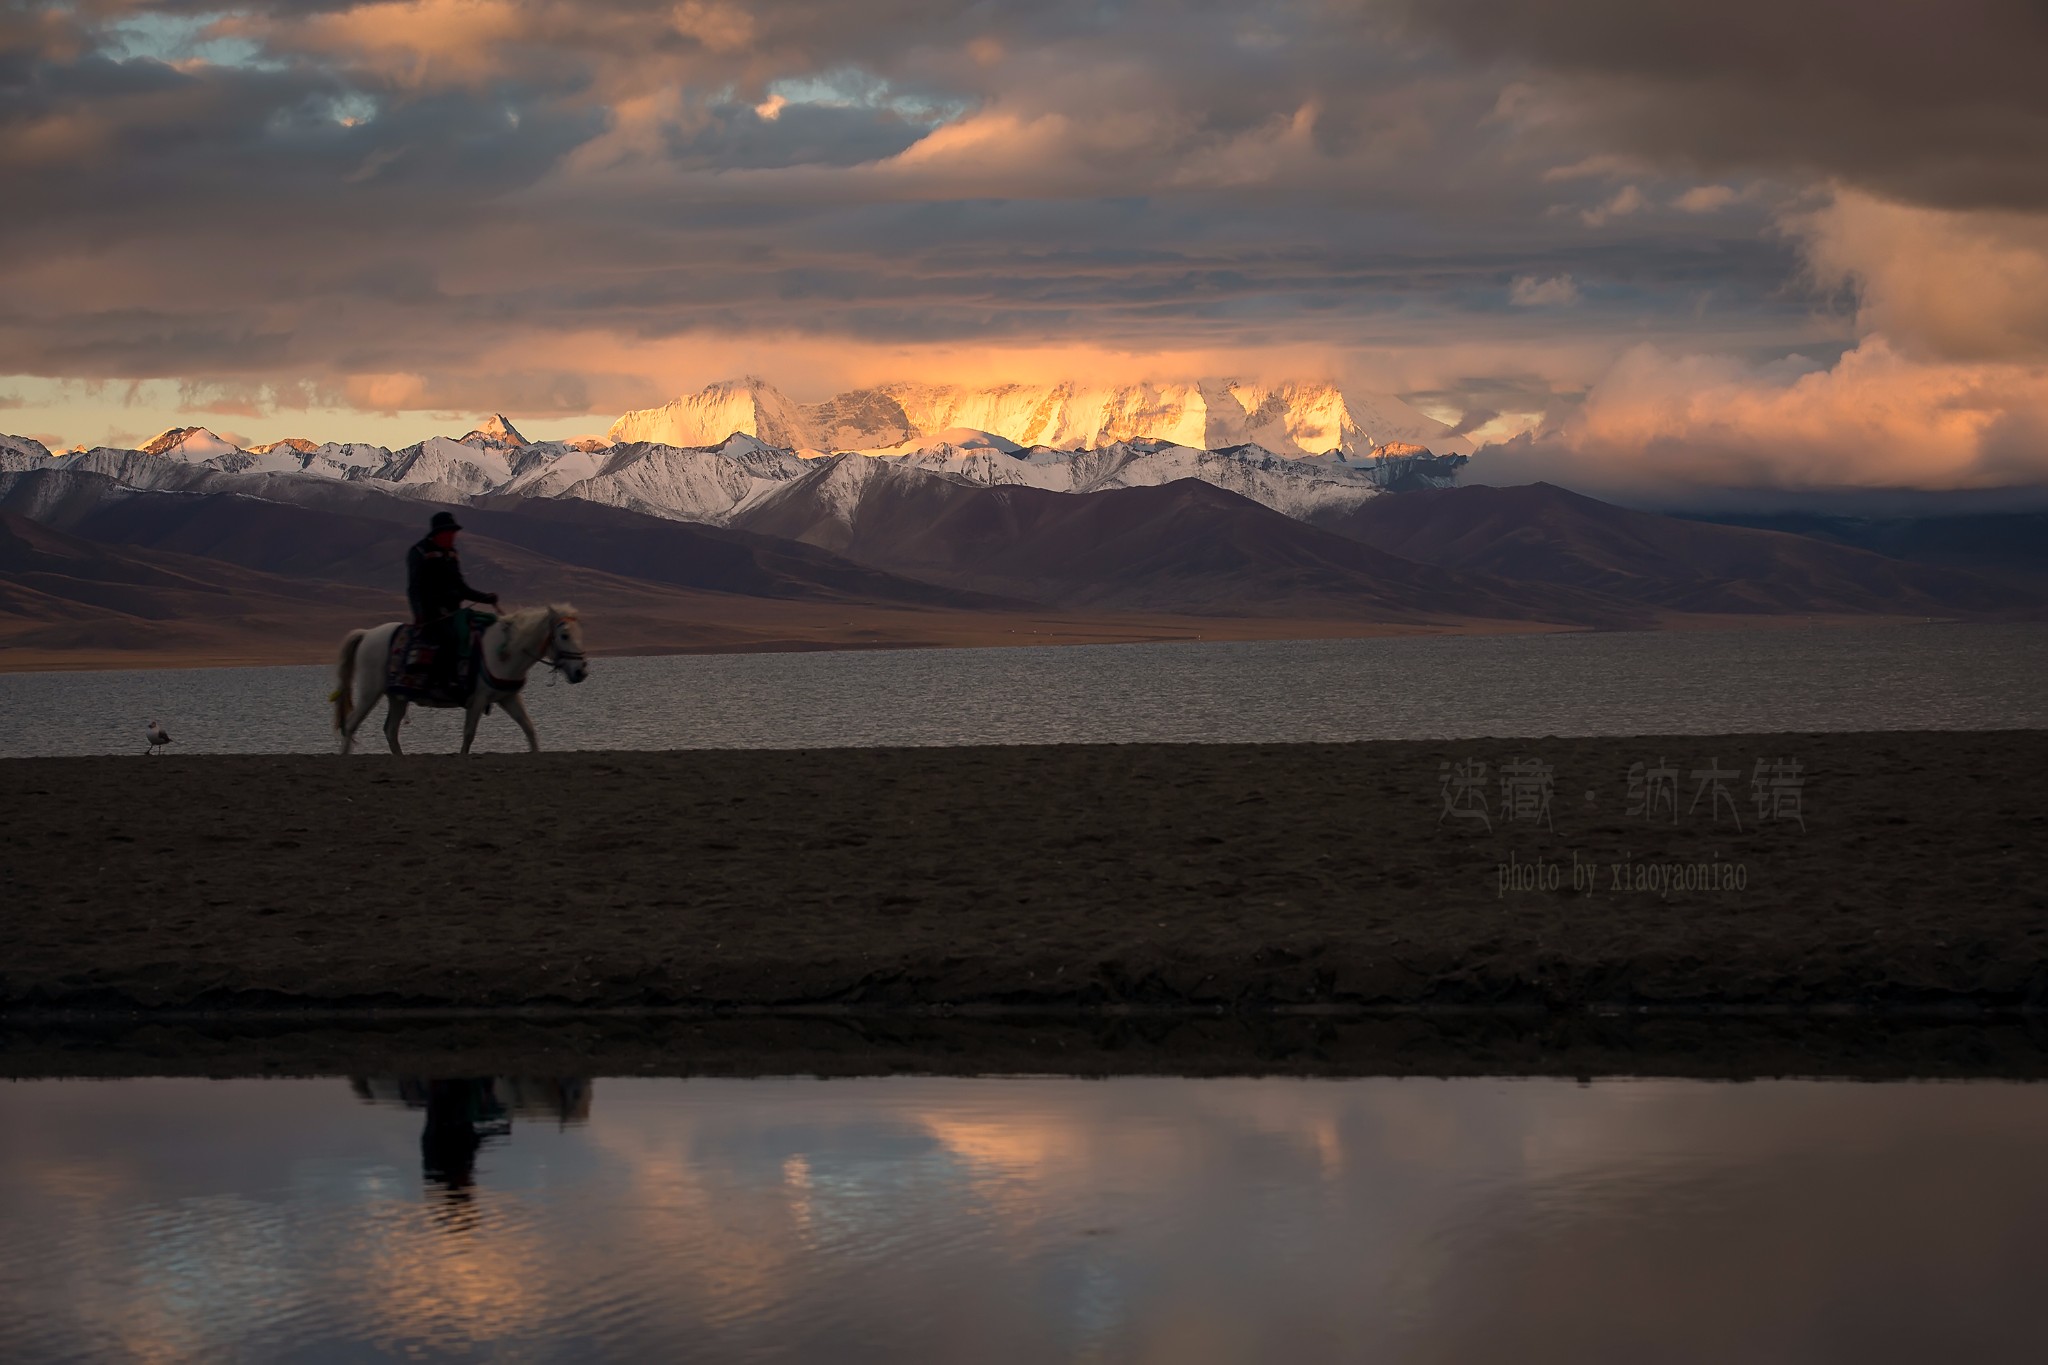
[4,0,2048,501]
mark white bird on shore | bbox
[145,721,173,756]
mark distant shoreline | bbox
[0,611,1952,674]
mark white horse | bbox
[332,604,589,755]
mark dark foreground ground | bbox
[5,731,2045,1040]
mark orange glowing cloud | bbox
[1490,336,2048,494]
[1795,188,2048,363]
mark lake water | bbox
[1,1074,2041,1363]
[2,622,2045,756]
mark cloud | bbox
[1488,178,2048,501]
[1578,185,1643,227]
[1674,185,1740,214]
[1476,336,2048,499]
[1791,188,2048,363]
[1382,0,2048,498]
[0,3,1539,404]
[341,372,430,413]
[1393,0,2048,212]
[1509,274,1579,307]
[3,0,2038,501]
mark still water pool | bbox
[2,622,2046,756]
[1,1074,2042,1363]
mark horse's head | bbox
[549,607,589,684]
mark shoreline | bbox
[0,611,1957,674]
[8,1011,2048,1081]
[6,733,2045,1035]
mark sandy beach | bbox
[4,732,2044,1029]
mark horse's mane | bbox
[504,602,576,626]
[501,603,580,653]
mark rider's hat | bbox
[429,511,463,533]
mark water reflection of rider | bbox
[406,511,498,694]
[346,1076,592,1198]
[420,1078,502,1194]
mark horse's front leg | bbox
[383,697,408,755]
[460,694,487,754]
[501,694,540,752]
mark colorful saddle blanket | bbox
[388,610,497,705]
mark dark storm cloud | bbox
[1391,0,2048,211]
[0,0,1831,422]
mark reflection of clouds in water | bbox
[0,1080,400,1361]
[565,1078,1589,1358]
[3,1077,2048,1361]
[1416,1082,2048,1365]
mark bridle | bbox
[504,609,586,677]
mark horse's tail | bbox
[331,629,366,730]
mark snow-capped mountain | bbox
[3,385,1468,541]
[607,377,1474,458]
[499,436,810,522]
[138,426,242,460]
[609,379,815,452]
[0,427,823,524]
[459,414,528,448]
[0,433,52,468]
[1,422,1461,527]
[888,438,1415,519]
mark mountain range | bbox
[3,379,2042,665]
[1311,484,2030,618]
[605,376,1476,458]
[727,454,1642,625]
[2,379,1463,528]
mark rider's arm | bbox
[453,557,497,604]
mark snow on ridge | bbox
[609,375,1475,457]
[11,419,1463,531]
[606,376,813,451]
[458,413,529,448]
[1,433,54,469]
[843,425,1023,458]
[15,380,1452,524]
[138,426,242,460]
[887,437,1395,519]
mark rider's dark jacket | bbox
[406,537,492,624]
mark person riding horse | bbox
[406,511,498,692]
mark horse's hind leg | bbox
[383,697,409,755]
[339,694,381,755]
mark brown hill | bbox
[0,509,394,657]
[1687,509,2048,586]
[1311,482,2042,616]
[0,472,1307,666]
[457,494,1021,608]
[0,466,1012,611]
[733,456,1645,626]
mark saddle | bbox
[388,609,498,706]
